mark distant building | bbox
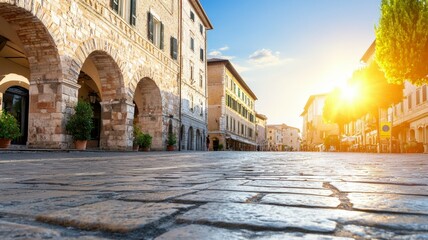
[255,113,268,151]
[179,0,213,151]
[207,58,257,151]
[300,94,339,151]
[267,124,301,151]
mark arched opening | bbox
[133,77,163,150]
[187,126,194,150]
[0,3,63,148]
[77,71,101,148]
[1,86,28,145]
[196,129,201,150]
[409,129,416,142]
[180,125,185,150]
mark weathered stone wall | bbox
[0,0,181,149]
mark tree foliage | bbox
[375,0,428,85]
[66,101,94,141]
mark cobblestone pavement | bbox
[0,151,427,240]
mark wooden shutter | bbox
[130,0,137,26]
[160,22,164,50]
[170,37,178,60]
[148,12,154,42]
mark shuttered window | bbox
[200,48,204,61]
[147,12,164,49]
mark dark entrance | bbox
[2,86,28,145]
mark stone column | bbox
[28,80,80,149]
[99,99,134,151]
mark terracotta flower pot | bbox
[0,138,12,149]
[167,145,175,151]
[74,140,87,150]
[141,147,150,152]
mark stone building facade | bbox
[300,94,339,151]
[255,113,268,151]
[179,0,212,151]
[0,0,183,150]
[207,59,257,151]
[267,124,301,151]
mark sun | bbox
[340,84,359,102]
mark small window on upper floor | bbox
[148,12,164,49]
[190,11,195,21]
[199,71,203,88]
[110,0,137,26]
[200,48,204,61]
[190,36,195,51]
[199,23,204,34]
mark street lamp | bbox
[89,91,98,104]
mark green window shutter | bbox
[170,37,178,60]
[148,12,153,43]
[130,0,137,26]
[160,22,164,50]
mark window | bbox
[111,0,119,13]
[416,88,421,105]
[190,35,194,51]
[200,48,204,61]
[190,11,195,21]
[199,71,203,88]
[111,0,137,26]
[170,37,177,60]
[190,95,194,111]
[408,93,412,110]
[148,12,164,49]
[130,0,136,26]
[226,115,229,130]
[190,62,194,84]
[422,85,427,102]
[199,24,204,34]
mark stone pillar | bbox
[100,99,134,151]
[28,80,80,149]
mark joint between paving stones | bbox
[323,182,353,210]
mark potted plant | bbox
[166,133,177,151]
[0,112,21,148]
[137,133,152,151]
[66,101,94,150]
[133,124,142,151]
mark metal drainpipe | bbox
[178,0,183,151]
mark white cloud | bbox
[248,48,293,67]
[208,46,235,60]
[208,50,222,57]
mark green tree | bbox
[375,0,428,85]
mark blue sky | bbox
[200,0,381,129]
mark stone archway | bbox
[133,77,163,150]
[196,129,201,150]
[187,127,194,150]
[75,50,131,150]
[0,3,66,148]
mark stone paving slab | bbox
[155,224,354,240]
[1,194,106,217]
[174,190,258,203]
[208,184,333,196]
[331,182,428,196]
[0,220,61,240]
[177,202,340,232]
[119,190,196,202]
[36,200,194,233]
[348,193,428,215]
[178,202,428,233]
[260,193,340,208]
[244,180,325,189]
